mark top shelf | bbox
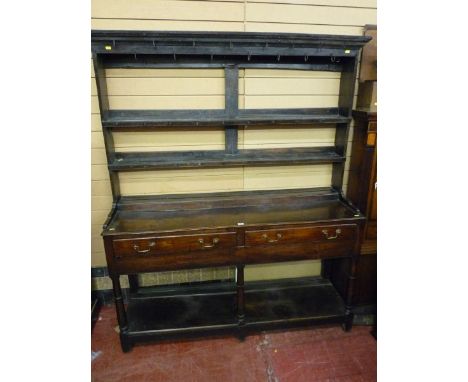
[91,30,371,59]
[91,31,371,72]
[102,108,350,128]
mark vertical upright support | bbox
[331,122,350,192]
[225,127,238,154]
[236,265,245,322]
[343,256,359,331]
[110,274,132,352]
[128,275,139,293]
[225,64,239,117]
[236,264,246,339]
[338,57,359,119]
[321,259,334,280]
[332,57,359,192]
[343,223,363,332]
[106,165,121,204]
[93,53,121,202]
[225,65,239,154]
[92,53,109,117]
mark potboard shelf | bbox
[126,277,346,338]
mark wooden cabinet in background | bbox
[347,109,377,305]
[325,109,377,307]
[348,110,377,245]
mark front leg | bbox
[236,265,246,341]
[342,256,358,332]
[128,274,139,294]
[110,274,133,352]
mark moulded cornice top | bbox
[91,30,372,56]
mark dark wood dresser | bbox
[92,30,371,352]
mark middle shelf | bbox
[109,147,344,171]
[102,108,350,128]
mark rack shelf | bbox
[102,108,350,129]
[109,147,344,171]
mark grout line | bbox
[91,17,369,28]
[91,0,376,10]
[256,333,279,382]
[247,1,376,11]
[244,0,247,31]
[119,0,377,9]
[92,17,244,23]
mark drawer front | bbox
[245,225,357,247]
[112,232,237,259]
[240,240,355,264]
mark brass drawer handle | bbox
[322,229,341,240]
[133,241,156,254]
[198,237,220,249]
[262,233,282,243]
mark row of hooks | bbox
[108,39,343,63]
[111,38,345,53]
[128,53,342,63]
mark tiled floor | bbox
[92,306,376,382]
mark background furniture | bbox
[352,25,377,309]
[328,25,377,311]
[92,30,370,352]
[357,25,377,112]
[326,108,376,319]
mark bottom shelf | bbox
[244,277,346,327]
[126,276,346,340]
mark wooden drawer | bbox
[240,240,355,264]
[112,232,237,259]
[245,225,357,247]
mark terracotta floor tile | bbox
[92,306,376,382]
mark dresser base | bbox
[103,188,364,352]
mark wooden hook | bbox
[330,56,341,63]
